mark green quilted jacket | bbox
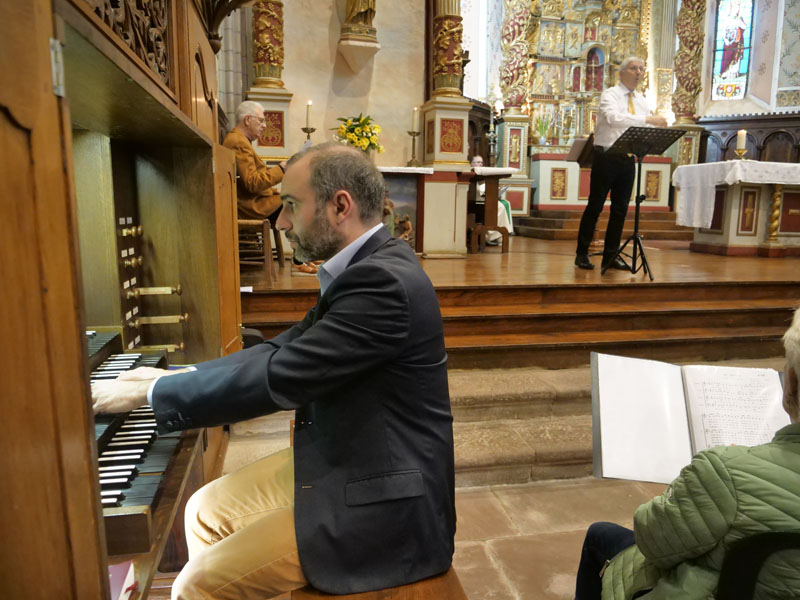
[602,423,800,600]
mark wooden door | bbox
[0,2,106,598]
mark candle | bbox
[306,100,312,129]
[411,107,418,132]
[737,129,746,151]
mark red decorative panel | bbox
[426,120,435,155]
[258,111,284,147]
[780,190,800,233]
[738,188,759,235]
[506,189,525,210]
[644,171,660,202]
[439,118,463,153]
[550,168,567,199]
[579,168,591,199]
[702,187,726,233]
[508,127,524,169]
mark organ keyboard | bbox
[88,330,203,559]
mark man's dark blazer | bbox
[151,226,456,594]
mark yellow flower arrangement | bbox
[334,113,385,153]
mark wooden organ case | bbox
[0,0,245,597]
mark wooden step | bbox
[515,225,695,241]
[243,282,800,317]
[446,326,785,369]
[531,210,681,220]
[518,216,693,231]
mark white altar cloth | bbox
[672,160,800,228]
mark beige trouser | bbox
[171,447,308,599]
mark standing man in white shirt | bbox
[575,57,668,272]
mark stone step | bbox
[453,416,593,487]
[222,357,785,485]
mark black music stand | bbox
[603,126,686,280]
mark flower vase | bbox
[538,135,548,146]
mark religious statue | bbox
[342,0,377,39]
[345,0,376,27]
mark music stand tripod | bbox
[602,126,686,280]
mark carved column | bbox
[247,0,292,161]
[495,0,530,177]
[253,0,285,88]
[499,0,529,113]
[432,0,465,96]
[672,0,705,124]
[671,0,706,166]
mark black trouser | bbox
[576,149,635,260]
[574,522,636,600]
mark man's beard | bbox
[287,210,345,263]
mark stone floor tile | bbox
[455,488,520,542]
[453,542,518,600]
[487,530,587,600]
[490,477,651,535]
[633,480,669,498]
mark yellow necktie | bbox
[628,92,635,115]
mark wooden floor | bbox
[241,237,800,292]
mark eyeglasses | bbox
[248,115,266,124]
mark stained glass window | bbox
[711,0,754,100]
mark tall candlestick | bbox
[490,111,494,132]
[306,101,312,129]
[411,107,418,132]
[736,129,746,151]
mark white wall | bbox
[281,0,426,166]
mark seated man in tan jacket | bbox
[225,101,316,274]
[223,100,286,220]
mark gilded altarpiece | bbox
[525,0,650,148]
[521,0,673,214]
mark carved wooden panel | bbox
[259,110,285,147]
[644,170,661,202]
[762,131,795,163]
[780,190,800,234]
[700,115,800,163]
[83,0,171,87]
[550,167,567,199]
[738,187,759,236]
[440,118,464,153]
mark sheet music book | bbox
[108,560,137,600]
[591,352,788,484]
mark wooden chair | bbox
[467,172,509,253]
[715,531,800,599]
[291,567,467,599]
[237,218,285,283]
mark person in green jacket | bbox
[575,307,800,600]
